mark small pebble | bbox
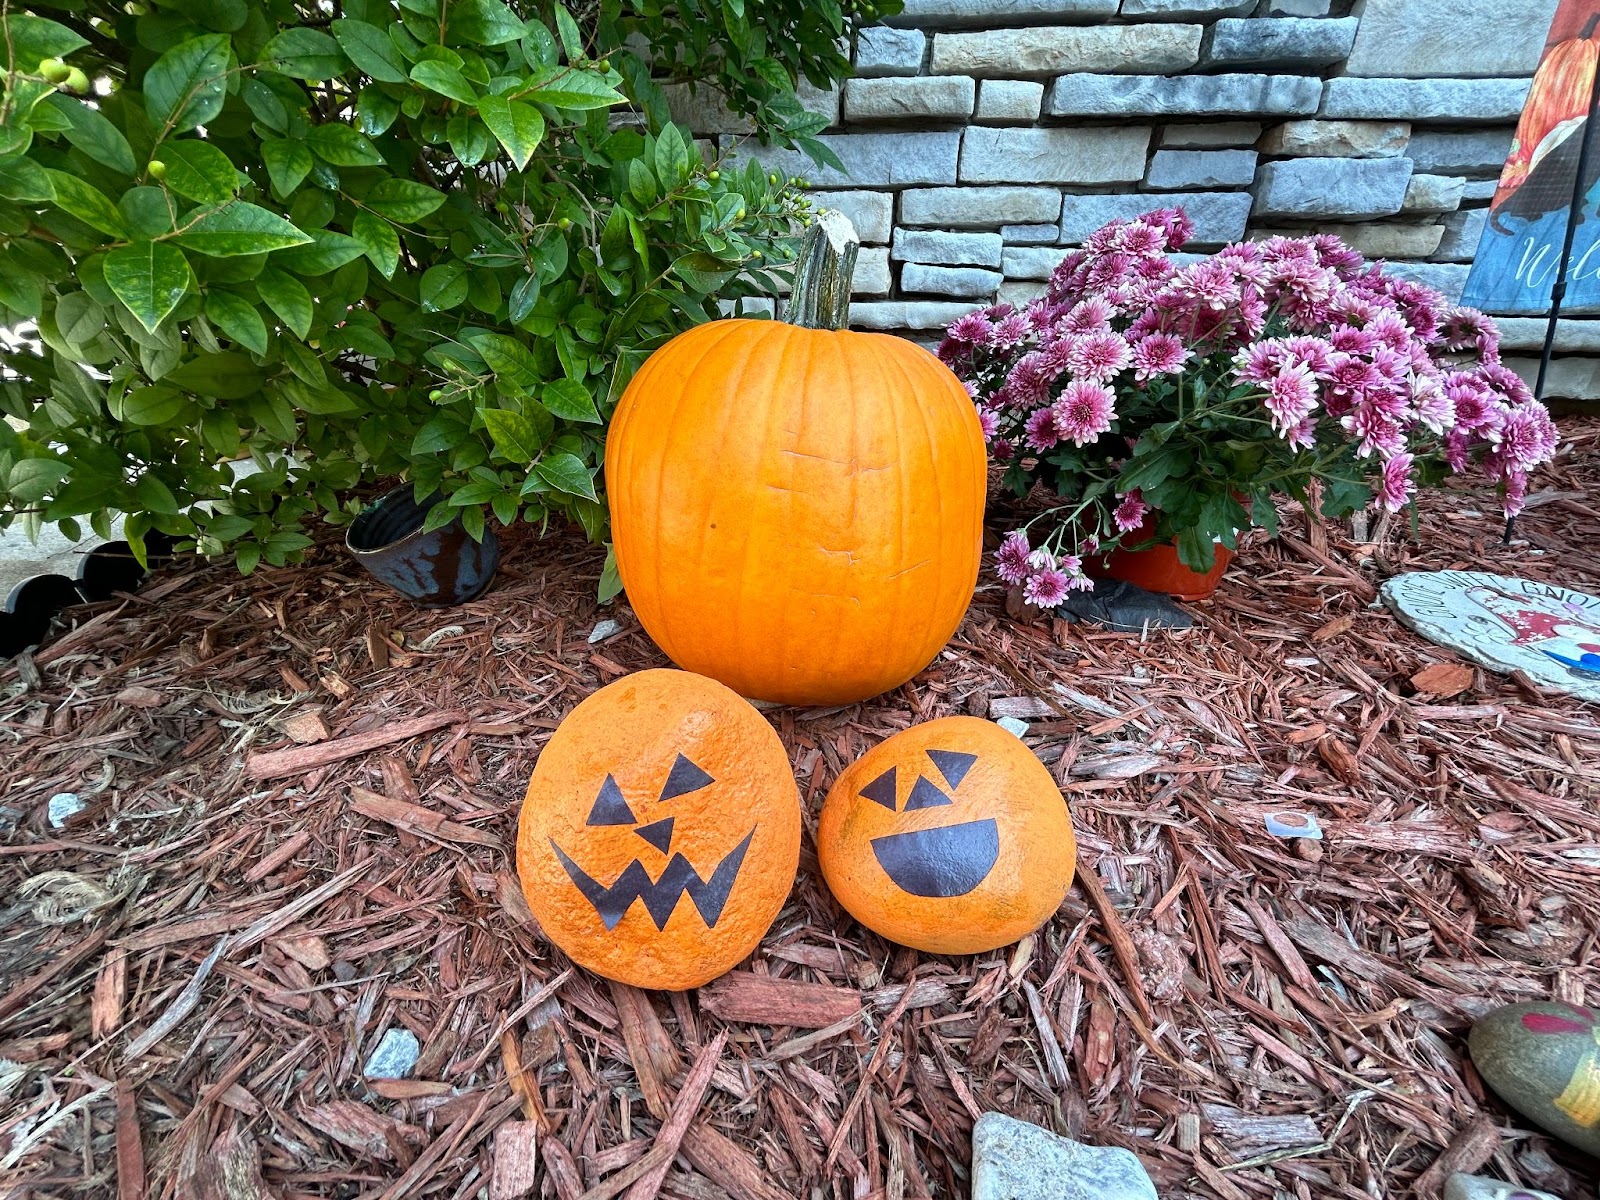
[47,793,86,829]
[996,717,1030,739]
[364,1028,420,1080]
[587,619,622,644]
[972,1112,1156,1200]
[1445,1173,1559,1200]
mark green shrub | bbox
[0,0,895,573]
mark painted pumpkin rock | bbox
[1469,1000,1600,1156]
[817,716,1076,955]
[516,669,800,991]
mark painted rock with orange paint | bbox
[516,669,800,991]
[817,716,1075,955]
[1470,1001,1600,1156]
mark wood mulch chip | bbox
[3,421,1600,1200]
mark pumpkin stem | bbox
[1586,12,1600,38]
[783,209,859,331]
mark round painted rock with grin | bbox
[516,669,800,990]
[818,716,1076,955]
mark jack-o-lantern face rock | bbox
[517,669,800,990]
[605,212,987,707]
[818,717,1076,955]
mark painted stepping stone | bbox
[1469,1001,1600,1157]
[1381,571,1600,703]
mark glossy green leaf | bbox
[134,472,181,513]
[479,408,541,462]
[419,262,468,311]
[275,230,367,275]
[105,241,194,332]
[204,290,268,354]
[540,378,600,424]
[172,202,312,257]
[351,211,400,278]
[45,95,137,176]
[534,451,596,500]
[306,124,385,167]
[3,15,89,71]
[261,139,314,195]
[260,28,343,80]
[524,67,626,110]
[476,96,545,171]
[364,178,446,222]
[332,18,409,82]
[553,4,583,60]
[449,0,528,45]
[253,267,313,339]
[411,60,478,104]
[144,34,232,133]
[162,139,239,204]
[469,331,541,393]
[121,386,184,425]
[168,351,264,399]
[43,170,127,237]
[7,457,71,503]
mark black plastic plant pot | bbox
[77,533,177,601]
[345,486,499,607]
[3,573,84,658]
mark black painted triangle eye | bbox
[659,754,714,801]
[860,767,897,810]
[926,749,977,789]
[905,775,953,810]
[586,774,637,826]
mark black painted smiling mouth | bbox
[871,819,999,898]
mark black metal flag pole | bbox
[1509,49,1600,544]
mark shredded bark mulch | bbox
[4,423,1600,1200]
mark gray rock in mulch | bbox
[47,792,86,829]
[972,1113,1158,1200]
[363,1028,420,1080]
[1444,1174,1560,1200]
[1054,578,1194,632]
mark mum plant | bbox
[938,209,1561,608]
[0,0,892,573]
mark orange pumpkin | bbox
[1495,15,1600,208]
[516,669,800,990]
[605,212,988,707]
[817,717,1076,955]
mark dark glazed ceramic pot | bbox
[346,486,498,607]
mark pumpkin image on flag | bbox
[516,670,800,990]
[817,717,1076,955]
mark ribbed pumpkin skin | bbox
[607,319,987,706]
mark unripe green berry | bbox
[708,169,720,181]
[147,159,167,180]
[38,57,71,84]
[598,59,610,71]
[767,172,777,185]
[735,207,746,219]
[557,216,571,230]
[63,67,89,94]
[428,388,444,400]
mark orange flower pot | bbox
[1087,513,1233,602]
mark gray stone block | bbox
[1047,72,1321,118]
[855,26,925,77]
[999,280,1049,306]
[799,81,842,130]
[1269,0,1329,13]
[961,125,1152,184]
[1061,191,1252,245]
[972,1114,1157,1200]
[901,186,1064,226]
[1384,260,1469,301]
[886,0,1119,24]
[844,76,975,121]
[730,132,960,189]
[1436,208,1487,262]
[1147,148,1258,189]
[976,80,1046,123]
[1259,120,1410,159]
[1345,0,1560,78]
[1321,78,1531,123]
[1407,129,1516,175]
[931,23,1202,77]
[1003,245,1067,280]
[1003,223,1064,243]
[809,190,894,244]
[1252,157,1414,219]
[1402,174,1466,214]
[1253,221,1443,259]
[662,84,753,135]
[849,300,974,330]
[1162,121,1262,147]
[852,246,893,296]
[1120,0,1253,18]
[1506,355,1600,400]
[1461,179,1499,202]
[1206,17,1357,67]
[892,228,1004,267]
[900,263,1002,298]
[1494,318,1600,354]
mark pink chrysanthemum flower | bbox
[1329,324,1379,356]
[1115,220,1167,257]
[995,531,1032,584]
[1481,362,1535,406]
[1285,415,1318,452]
[1377,452,1415,513]
[1066,331,1133,382]
[1500,402,1559,468]
[1342,404,1407,460]
[991,438,1014,460]
[1265,363,1319,435]
[976,407,1000,440]
[1024,406,1060,452]
[993,312,1032,349]
[1113,490,1148,533]
[1023,568,1072,609]
[946,311,993,345]
[1053,380,1117,446]
[1132,332,1190,380]
[1412,377,1455,434]
[1062,296,1116,335]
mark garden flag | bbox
[1463,0,1600,314]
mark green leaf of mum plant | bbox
[533,451,597,501]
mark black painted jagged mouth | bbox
[551,829,755,930]
[870,818,999,899]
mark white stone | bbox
[885,0,1119,26]
[892,229,1003,267]
[932,23,1202,77]
[1402,174,1466,214]
[1061,191,1253,245]
[1162,121,1262,147]
[1494,317,1600,354]
[1408,129,1516,176]
[1384,261,1470,301]
[364,1029,421,1079]
[1345,0,1560,78]
[996,716,1031,737]
[849,300,973,330]
[1444,1175,1560,1200]
[809,191,894,244]
[960,126,1151,184]
[976,80,1046,123]
[901,263,1002,298]
[901,186,1064,227]
[587,619,621,643]
[1507,356,1600,400]
[1252,157,1414,220]
[47,792,86,828]
[661,84,753,135]
[1206,17,1357,67]
[971,1113,1157,1200]
[798,81,841,129]
[853,247,893,297]
[730,132,960,189]
[1120,0,1251,17]
[844,76,975,121]
[1147,149,1258,189]
[1461,180,1499,202]
[1253,222,1443,259]
[1003,246,1066,280]
[1321,78,1531,123]
[855,26,925,77]
[999,280,1048,306]
[1003,223,1062,244]
[1048,72,1321,118]
[1259,120,1410,159]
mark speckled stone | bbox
[971,1113,1157,1200]
[364,1028,421,1080]
[1471,1001,1600,1156]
